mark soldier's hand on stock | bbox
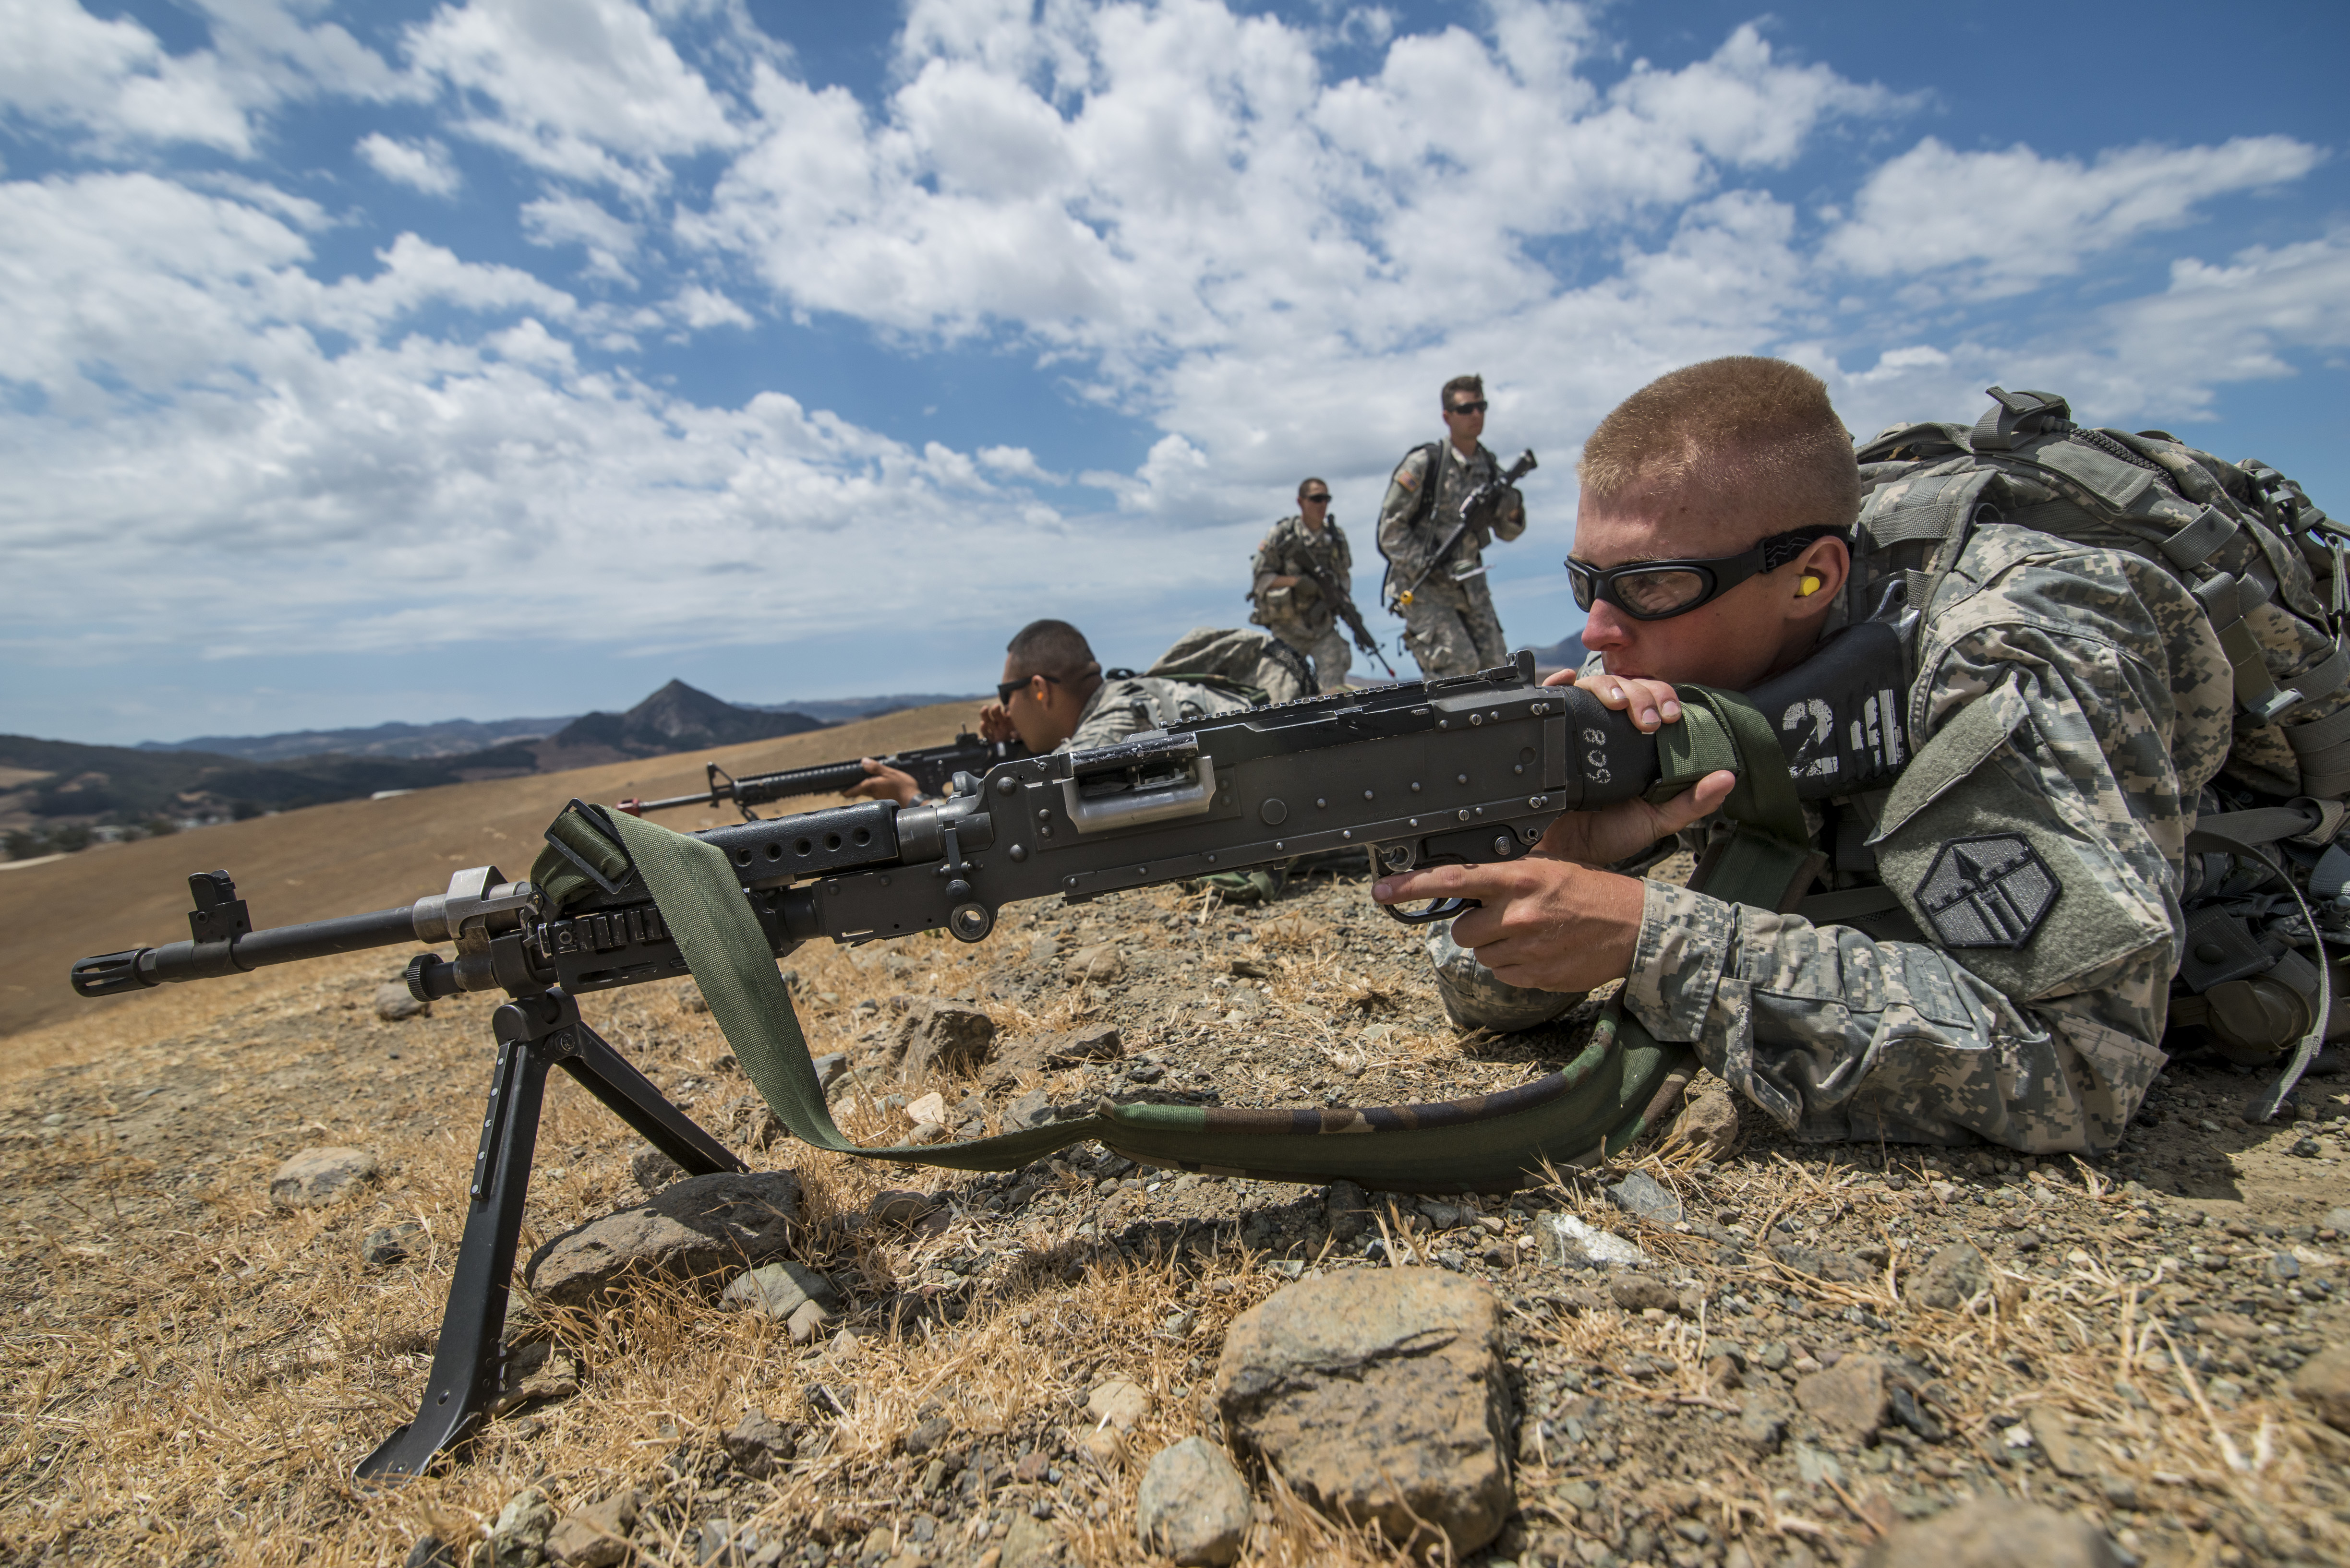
[844,759,920,808]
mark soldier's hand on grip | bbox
[844,759,920,807]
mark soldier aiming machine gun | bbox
[70,626,1913,1481]
[1391,448,1537,610]
[618,732,1033,822]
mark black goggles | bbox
[996,673,1061,705]
[1566,527,1848,621]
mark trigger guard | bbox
[1383,896,1479,926]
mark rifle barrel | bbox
[73,903,425,997]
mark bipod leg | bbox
[358,991,570,1480]
[559,1021,746,1179]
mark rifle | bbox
[69,624,1911,1480]
[618,733,1031,822]
[1291,552,1396,679]
[1391,449,1537,610]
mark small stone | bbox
[486,1489,555,1568]
[1008,1090,1057,1130]
[269,1147,379,1209]
[1013,1449,1051,1483]
[2324,1206,2350,1234]
[868,1189,933,1227]
[2026,1406,2096,1478]
[1086,1377,1151,1431]
[1913,1241,1990,1309]
[1769,1243,1871,1282]
[894,999,997,1081]
[1064,942,1126,984]
[1739,1396,1788,1453]
[1605,1171,1684,1224]
[721,1260,843,1321]
[1856,1495,2119,1568]
[362,1220,425,1267]
[905,1091,948,1127]
[546,1489,642,1568]
[405,1539,458,1568]
[1795,1353,1889,1436]
[1324,1179,1374,1244]
[630,1145,685,1194]
[999,1513,1060,1568]
[1531,1211,1647,1269]
[811,1052,849,1089]
[1667,1087,1739,1159]
[1609,1275,1683,1315]
[1045,1023,1123,1066]
[902,1415,953,1456]
[2270,1250,2302,1280]
[786,1300,832,1344]
[2290,1343,2350,1432]
[1136,1436,1252,1566]
[374,982,428,1021]
[1079,1428,1124,1469]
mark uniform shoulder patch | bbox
[1913,834,2058,948]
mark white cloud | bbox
[520,191,640,280]
[403,0,742,195]
[673,284,752,330]
[1821,134,2327,298]
[358,131,462,194]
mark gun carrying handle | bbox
[1058,757,1218,834]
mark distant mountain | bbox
[1528,630,1587,671]
[0,733,536,826]
[743,693,986,724]
[139,714,574,763]
[542,680,829,763]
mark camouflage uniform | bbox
[1436,526,2233,1154]
[1064,672,1253,751]
[1249,514,1357,691]
[1377,441,1525,678]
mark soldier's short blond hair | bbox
[1579,358,1860,539]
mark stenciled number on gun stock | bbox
[66,624,1916,1481]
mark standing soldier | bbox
[1378,374,1528,677]
[1248,477,1370,691]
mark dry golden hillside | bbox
[0,702,982,1048]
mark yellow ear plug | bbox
[1798,574,1823,597]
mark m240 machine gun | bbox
[70,627,1912,1480]
[617,732,1032,821]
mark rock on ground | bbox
[269,1147,378,1209]
[1063,942,1126,984]
[722,1409,798,1479]
[1914,1240,1990,1309]
[2290,1343,2350,1432]
[1324,1180,1374,1245]
[1217,1267,1512,1558]
[524,1171,802,1307]
[894,1000,996,1082]
[629,1144,684,1194]
[1137,1436,1252,1567]
[1795,1353,1889,1437]
[1606,1171,1683,1224]
[1087,1377,1151,1431]
[1531,1211,1646,1269]
[361,1220,424,1267]
[545,1489,640,1568]
[485,1489,554,1568]
[721,1259,842,1321]
[999,1512,1061,1568]
[1858,1495,2119,1568]
[2026,1405,2098,1477]
[1668,1086,1739,1158]
[374,983,428,1021]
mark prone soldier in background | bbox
[1249,477,1365,691]
[1377,374,1528,678]
[847,620,1309,808]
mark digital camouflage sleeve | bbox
[1624,530,2232,1153]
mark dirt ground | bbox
[3,822,2348,1567]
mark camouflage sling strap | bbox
[566,685,1792,1192]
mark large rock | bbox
[2291,1343,2350,1433]
[1914,1241,1991,1309]
[484,1489,554,1568]
[1217,1268,1512,1558]
[545,1490,640,1568]
[1858,1496,2118,1568]
[894,1000,996,1082]
[269,1147,379,1208]
[1138,1437,1253,1567]
[524,1171,802,1307]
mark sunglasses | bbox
[1566,527,1847,621]
[995,673,1062,705]
[1300,493,1332,504]
[1446,401,1489,416]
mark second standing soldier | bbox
[1377,374,1527,676]
[1248,477,1358,691]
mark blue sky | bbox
[3,0,2345,745]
